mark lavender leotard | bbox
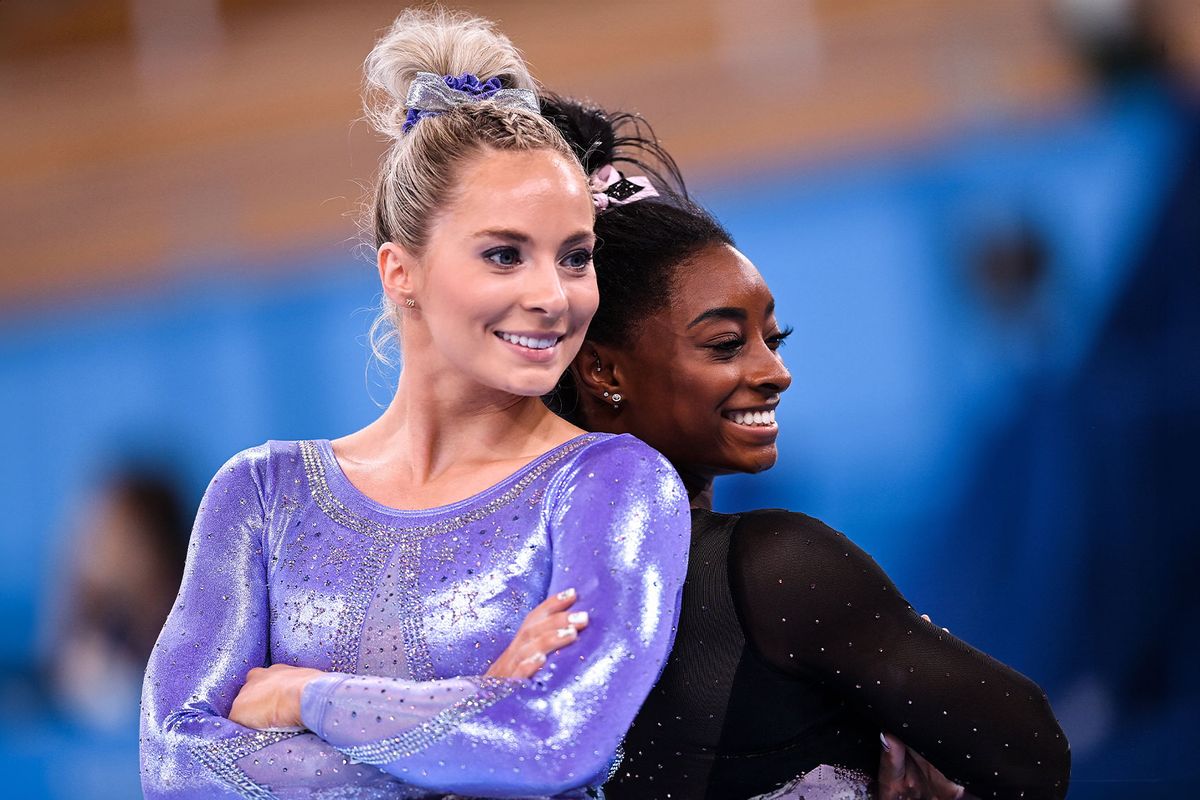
[140,433,690,799]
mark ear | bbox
[378,242,419,307]
[570,340,624,402]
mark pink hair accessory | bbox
[589,164,659,211]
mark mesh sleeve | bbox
[729,509,1070,800]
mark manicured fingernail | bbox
[523,652,546,666]
[879,732,891,751]
[567,611,589,626]
[556,626,577,639]
[556,588,576,601]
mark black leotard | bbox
[607,508,1070,800]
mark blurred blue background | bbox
[2,0,1197,797]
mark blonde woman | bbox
[139,10,690,799]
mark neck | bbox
[677,467,714,511]
[348,358,567,484]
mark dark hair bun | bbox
[539,93,686,196]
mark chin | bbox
[741,449,779,474]
[504,375,564,398]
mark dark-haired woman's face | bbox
[607,243,792,482]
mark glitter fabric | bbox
[140,433,690,799]
[609,509,1071,800]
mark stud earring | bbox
[404,298,416,308]
[611,393,622,408]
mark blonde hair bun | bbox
[364,6,537,141]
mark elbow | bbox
[517,753,615,797]
[1029,695,1072,800]
[504,723,619,795]
[985,720,1072,800]
[1009,683,1072,799]
[514,718,622,795]
[1035,732,1072,800]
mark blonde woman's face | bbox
[411,149,597,397]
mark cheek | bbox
[660,369,728,430]
[568,278,599,319]
[427,276,496,325]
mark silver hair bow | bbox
[403,71,539,132]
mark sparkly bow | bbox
[402,72,539,133]
[589,164,660,211]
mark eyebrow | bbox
[687,298,776,329]
[471,228,531,244]
[471,228,595,248]
[687,307,747,328]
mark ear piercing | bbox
[610,393,622,409]
[404,298,416,308]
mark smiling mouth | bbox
[495,331,563,351]
[723,409,777,427]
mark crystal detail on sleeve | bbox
[339,676,519,765]
[190,729,302,800]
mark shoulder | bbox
[731,508,849,554]
[729,507,908,619]
[555,434,682,492]
[547,433,688,517]
[730,508,888,590]
[563,432,671,466]
[205,440,305,504]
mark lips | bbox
[723,408,777,427]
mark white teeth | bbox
[499,332,557,350]
[727,409,777,427]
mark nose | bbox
[521,259,569,319]
[749,338,792,397]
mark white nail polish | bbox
[556,588,575,601]
[556,627,576,639]
[567,611,588,626]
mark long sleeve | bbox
[299,436,691,798]
[139,447,406,799]
[729,509,1070,800]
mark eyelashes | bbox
[560,249,594,271]
[768,325,794,348]
[483,246,520,268]
[482,246,594,271]
[705,325,793,359]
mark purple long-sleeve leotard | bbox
[140,433,690,799]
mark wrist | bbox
[285,668,326,727]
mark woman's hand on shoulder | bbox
[229,663,325,730]
[485,587,588,680]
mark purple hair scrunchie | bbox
[402,72,513,133]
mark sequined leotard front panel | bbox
[140,434,691,800]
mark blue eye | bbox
[484,247,521,268]
[561,249,593,271]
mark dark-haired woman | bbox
[539,95,1071,800]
